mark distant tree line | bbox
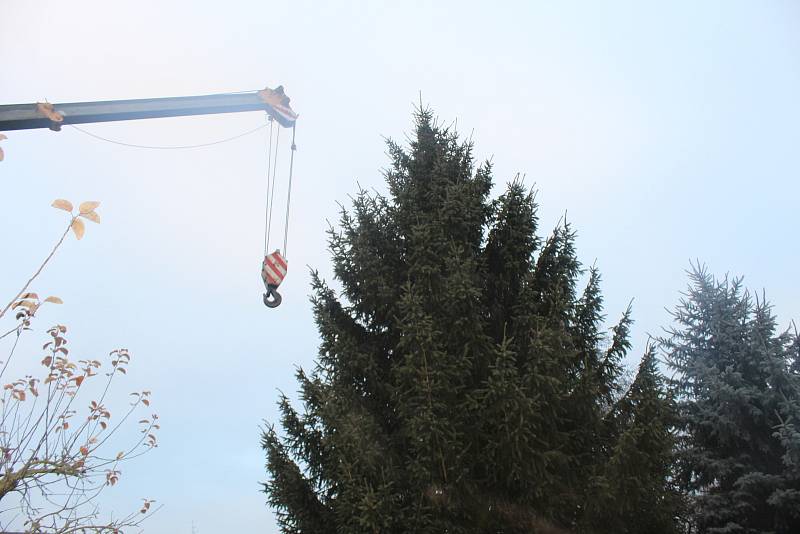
[261,111,800,534]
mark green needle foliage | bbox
[262,110,680,533]
[663,266,800,533]
[589,346,684,534]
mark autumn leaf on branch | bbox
[80,210,101,224]
[51,199,102,239]
[79,201,101,224]
[79,201,100,214]
[52,199,73,212]
[71,218,85,240]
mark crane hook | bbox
[263,284,282,308]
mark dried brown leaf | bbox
[80,210,101,224]
[71,218,85,240]
[52,199,73,212]
[12,300,35,310]
[44,296,63,304]
[78,200,100,214]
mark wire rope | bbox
[265,126,281,253]
[283,125,297,258]
[263,117,275,256]
[67,122,268,150]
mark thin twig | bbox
[0,219,74,321]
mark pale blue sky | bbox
[1,1,798,532]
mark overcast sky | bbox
[1,1,798,532]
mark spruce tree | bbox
[663,266,800,533]
[587,346,683,534]
[262,110,679,533]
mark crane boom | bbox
[0,85,299,309]
[0,88,297,132]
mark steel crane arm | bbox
[0,88,297,132]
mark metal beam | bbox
[0,91,295,132]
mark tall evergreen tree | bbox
[587,346,683,534]
[262,110,680,533]
[663,266,800,533]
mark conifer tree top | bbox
[262,109,676,534]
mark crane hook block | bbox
[257,85,298,128]
[262,250,288,308]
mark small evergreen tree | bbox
[262,110,681,533]
[663,266,800,533]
